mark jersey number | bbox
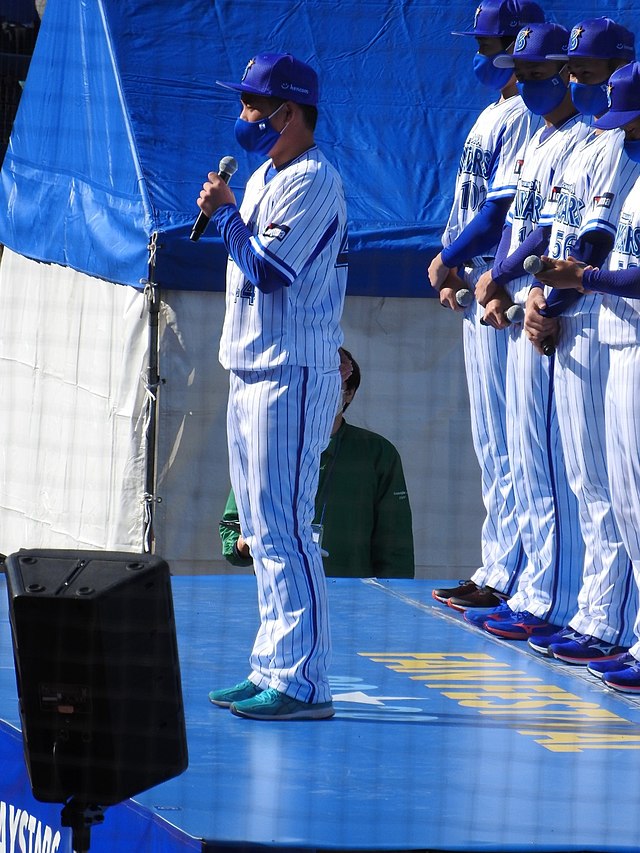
[235,282,256,305]
[460,180,487,213]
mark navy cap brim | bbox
[595,108,640,129]
[216,80,255,94]
[545,52,569,60]
[493,54,516,67]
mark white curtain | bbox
[0,250,483,577]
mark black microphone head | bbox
[523,255,544,275]
[505,304,524,324]
[219,155,238,178]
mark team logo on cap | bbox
[607,82,614,108]
[515,27,532,52]
[241,58,256,82]
[568,25,584,51]
[473,5,482,30]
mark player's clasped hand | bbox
[438,270,468,311]
[533,255,591,291]
[197,171,236,218]
[525,289,558,355]
[474,269,498,306]
[481,287,513,329]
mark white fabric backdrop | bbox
[0,249,483,578]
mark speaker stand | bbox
[60,799,106,853]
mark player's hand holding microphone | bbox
[524,286,558,356]
[190,155,238,242]
[427,253,467,311]
[481,286,524,330]
[522,254,590,355]
[523,254,589,292]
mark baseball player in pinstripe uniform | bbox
[429,0,545,613]
[520,19,639,664]
[467,22,592,639]
[199,53,348,720]
[533,61,640,692]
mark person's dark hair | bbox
[340,347,361,394]
[260,97,317,131]
[299,103,318,131]
[499,36,514,51]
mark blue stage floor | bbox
[3,574,640,851]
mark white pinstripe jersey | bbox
[504,113,591,304]
[599,174,640,345]
[542,129,640,316]
[219,147,348,371]
[442,95,541,264]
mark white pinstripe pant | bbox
[505,324,584,626]
[605,345,640,658]
[555,315,635,645]
[462,267,525,596]
[227,364,340,704]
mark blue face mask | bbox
[624,139,640,164]
[234,102,286,155]
[570,81,609,117]
[472,52,514,90]
[517,75,567,115]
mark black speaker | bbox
[4,549,188,805]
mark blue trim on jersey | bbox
[291,367,320,702]
[250,235,297,284]
[544,354,562,614]
[486,184,520,200]
[579,217,618,237]
[618,558,634,644]
[485,124,505,191]
[307,214,339,267]
[504,541,526,597]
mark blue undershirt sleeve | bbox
[491,225,552,286]
[542,230,615,316]
[212,203,288,294]
[440,197,513,268]
[491,222,512,277]
[582,265,640,298]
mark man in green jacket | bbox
[219,348,414,578]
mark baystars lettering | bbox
[458,138,491,179]
[613,213,640,259]
[513,179,544,223]
[0,801,61,853]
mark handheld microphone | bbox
[505,303,524,324]
[524,255,586,276]
[190,155,238,242]
[541,337,556,357]
[480,303,524,327]
[524,255,548,276]
[455,288,474,308]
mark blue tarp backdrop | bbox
[0,0,635,295]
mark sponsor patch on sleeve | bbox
[594,192,614,209]
[262,222,290,240]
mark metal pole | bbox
[141,232,161,553]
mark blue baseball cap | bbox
[594,61,640,129]
[494,22,570,67]
[217,52,319,106]
[546,17,636,62]
[451,0,545,37]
